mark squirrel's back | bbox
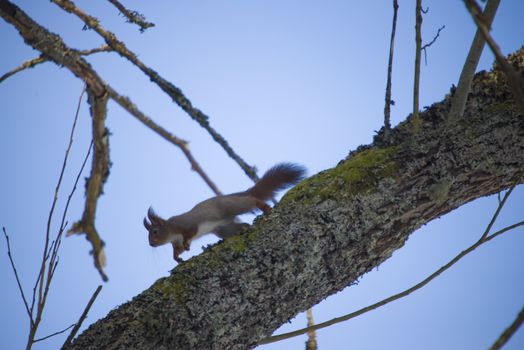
[247,163,306,201]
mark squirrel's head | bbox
[143,207,171,247]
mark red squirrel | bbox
[143,163,305,262]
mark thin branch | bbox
[464,0,524,116]
[480,184,517,240]
[67,88,110,282]
[421,25,445,52]
[421,25,445,65]
[260,219,524,345]
[0,2,225,279]
[107,87,222,195]
[38,88,87,309]
[61,285,103,349]
[412,0,423,131]
[51,0,259,183]
[106,0,154,32]
[489,305,524,350]
[449,0,500,121]
[305,308,317,350]
[1,1,221,198]
[23,86,87,349]
[30,142,92,325]
[53,139,93,265]
[33,324,75,343]
[0,45,111,84]
[383,0,399,141]
[2,227,33,324]
[41,86,87,302]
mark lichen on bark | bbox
[65,48,524,350]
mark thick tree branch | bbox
[69,48,524,350]
[261,192,523,344]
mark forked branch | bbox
[0,0,223,278]
[464,0,524,115]
[51,0,259,182]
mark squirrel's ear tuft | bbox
[147,207,162,224]
[143,217,151,231]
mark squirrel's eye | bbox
[151,228,159,235]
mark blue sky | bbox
[1,1,523,349]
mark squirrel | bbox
[143,163,306,262]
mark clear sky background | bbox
[1,1,523,349]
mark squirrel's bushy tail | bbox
[247,163,306,201]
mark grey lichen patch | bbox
[428,178,453,205]
[283,146,399,204]
[484,101,517,114]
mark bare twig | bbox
[421,25,445,65]
[480,184,517,240]
[0,45,111,84]
[0,1,223,277]
[106,0,154,32]
[31,142,92,331]
[2,227,33,324]
[107,88,222,195]
[38,86,86,306]
[412,0,423,131]
[383,0,399,141]
[1,83,94,349]
[449,0,500,121]
[464,0,524,116]
[61,285,103,349]
[305,308,317,350]
[50,140,93,272]
[51,0,259,183]
[22,86,87,349]
[33,324,75,343]
[489,305,524,350]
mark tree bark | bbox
[65,49,524,349]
